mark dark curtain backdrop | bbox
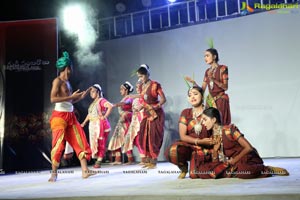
[0,19,58,172]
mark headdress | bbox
[93,84,102,92]
[130,63,150,77]
[183,73,195,89]
[56,51,72,70]
[122,81,134,93]
[140,64,150,72]
[206,38,214,49]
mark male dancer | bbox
[48,51,95,182]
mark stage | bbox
[0,157,299,200]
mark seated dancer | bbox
[49,51,96,182]
[198,107,289,179]
[165,86,214,179]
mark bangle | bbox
[194,138,199,145]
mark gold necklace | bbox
[193,107,203,135]
[209,65,218,89]
[213,125,226,162]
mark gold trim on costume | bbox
[51,131,65,167]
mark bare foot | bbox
[123,162,134,165]
[146,163,157,169]
[267,166,289,176]
[110,161,122,165]
[48,173,57,182]
[178,172,187,179]
[82,169,97,179]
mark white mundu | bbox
[54,102,74,112]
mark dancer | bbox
[81,84,113,168]
[135,64,166,169]
[185,48,231,125]
[108,81,134,165]
[197,107,289,179]
[165,86,213,178]
[122,81,145,165]
[48,51,95,182]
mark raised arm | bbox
[72,87,92,103]
[184,76,199,87]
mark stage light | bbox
[168,0,177,3]
[60,3,97,49]
[62,4,87,36]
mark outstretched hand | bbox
[80,87,92,99]
[184,76,195,84]
[72,89,84,99]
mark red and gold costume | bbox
[196,124,274,179]
[165,108,212,178]
[50,102,91,167]
[203,65,231,125]
[139,80,165,160]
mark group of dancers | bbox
[165,48,289,179]
[48,52,166,182]
[48,48,289,182]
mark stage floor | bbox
[0,158,299,200]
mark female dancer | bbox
[81,84,113,168]
[185,48,231,125]
[198,107,289,179]
[135,64,166,169]
[122,81,145,165]
[108,81,134,165]
[165,86,214,178]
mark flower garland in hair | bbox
[184,72,202,135]
[204,37,216,108]
[130,69,137,77]
[183,72,195,89]
[206,37,214,49]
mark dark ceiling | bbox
[0,0,182,21]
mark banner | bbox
[0,18,57,171]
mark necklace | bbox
[142,80,151,100]
[192,107,203,135]
[209,65,218,90]
[88,98,99,113]
[213,125,226,162]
